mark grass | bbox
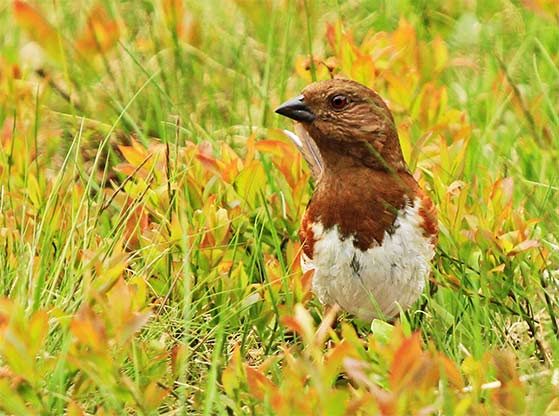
[0,0,558,414]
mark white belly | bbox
[303,199,435,321]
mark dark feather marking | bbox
[350,254,362,278]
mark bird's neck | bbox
[315,137,407,174]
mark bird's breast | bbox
[300,197,436,321]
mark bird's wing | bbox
[283,123,323,180]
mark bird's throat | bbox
[313,136,405,174]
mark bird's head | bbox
[275,79,406,172]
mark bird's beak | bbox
[275,95,315,123]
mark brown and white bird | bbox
[275,79,438,321]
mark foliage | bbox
[0,0,558,414]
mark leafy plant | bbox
[0,0,557,414]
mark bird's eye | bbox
[330,94,349,110]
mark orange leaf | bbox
[437,354,464,389]
[76,5,120,53]
[281,316,303,337]
[118,138,150,168]
[13,1,60,59]
[323,340,354,383]
[255,140,294,159]
[66,401,85,416]
[70,307,107,351]
[143,381,170,411]
[281,304,315,345]
[389,332,422,390]
[120,311,152,344]
[245,366,275,400]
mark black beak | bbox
[275,95,315,123]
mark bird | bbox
[275,78,438,321]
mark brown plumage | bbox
[278,79,437,251]
[299,79,406,172]
[275,78,438,320]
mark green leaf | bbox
[233,161,266,208]
[370,319,394,345]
